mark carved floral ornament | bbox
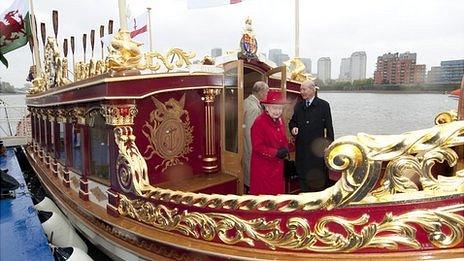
[119,195,464,252]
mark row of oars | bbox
[28,10,114,72]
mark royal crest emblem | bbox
[142,94,193,172]
[239,17,258,60]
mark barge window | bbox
[89,114,109,181]
[49,121,55,155]
[58,123,66,163]
[72,125,82,172]
[224,68,238,153]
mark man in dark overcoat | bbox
[289,80,334,192]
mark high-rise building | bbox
[339,58,351,81]
[427,66,443,83]
[350,51,367,81]
[300,58,312,73]
[211,48,222,57]
[317,57,331,83]
[414,64,426,84]
[374,52,425,84]
[441,60,464,84]
[269,49,282,64]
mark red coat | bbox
[250,113,290,195]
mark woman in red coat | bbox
[250,91,290,195]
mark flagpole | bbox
[118,0,128,31]
[147,7,153,52]
[28,0,42,76]
[294,0,299,58]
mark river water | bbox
[0,93,458,138]
[319,92,458,138]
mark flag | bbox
[187,0,243,9]
[129,13,148,39]
[0,0,31,67]
[128,12,149,51]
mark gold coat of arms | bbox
[142,94,193,172]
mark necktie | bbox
[306,100,310,107]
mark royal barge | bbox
[23,5,464,261]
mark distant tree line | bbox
[317,78,459,92]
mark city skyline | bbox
[1,0,463,88]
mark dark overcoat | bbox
[289,97,334,190]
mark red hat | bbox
[261,91,287,105]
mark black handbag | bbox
[284,159,298,180]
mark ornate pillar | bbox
[100,104,142,217]
[50,111,59,177]
[44,110,51,166]
[202,89,221,174]
[63,113,73,188]
[39,109,46,161]
[29,108,37,153]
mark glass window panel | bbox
[72,125,82,172]
[58,123,66,163]
[49,122,55,155]
[89,114,109,181]
[224,67,238,153]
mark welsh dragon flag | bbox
[0,0,31,67]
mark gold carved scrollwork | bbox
[117,119,464,216]
[435,110,458,125]
[119,194,464,252]
[114,126,149,195]
[101,104,138,126]
[144,48,196,72]
[56,108,68,123]
[72,107,86,125]
[362,120,464,199]
[203,89,221,103]
[142,94,193,172]
[46,108,57,122]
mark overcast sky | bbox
[1,0,463,87]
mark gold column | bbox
[202,89,221,174]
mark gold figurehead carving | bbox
[284,57,316,82]
[107,30,143,72]
[142,94,193,172]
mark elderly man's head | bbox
[300,80,317,100]
[252,81,269,101]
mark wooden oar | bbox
[99,25,104,60]
[90,29,95,59]
[82,34,87,63]
[52,10,58,40]
[40,22,46,47]
[63,39,68,58]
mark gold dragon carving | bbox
[119,195,464,252]
[142,94,193,172]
